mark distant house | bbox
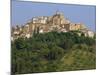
[11,11,95,41]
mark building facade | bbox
[11,11,95,41]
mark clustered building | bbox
[11,11,95,41]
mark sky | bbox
[11,0,96,31]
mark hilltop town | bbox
[11,11,95,41]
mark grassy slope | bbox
[56,44,96,71]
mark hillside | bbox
[57,44,96,71]
[11,31,96,74]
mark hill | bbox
[11,31,96,74]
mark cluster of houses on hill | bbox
[11,11,95,41]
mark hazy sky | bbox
[11,0,96,31]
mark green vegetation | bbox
[11,31,96,74]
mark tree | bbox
[60,39,74,50]
[48,46,64,60]
[14,38,26,50]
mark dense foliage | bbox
[11,31,96,74]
